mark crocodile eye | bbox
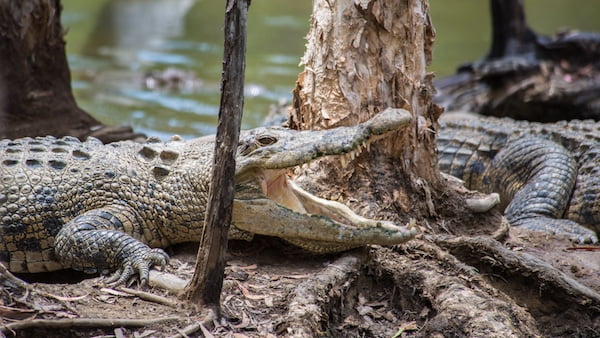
[256,135,277,146]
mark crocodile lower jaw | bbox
[263,169,393,230]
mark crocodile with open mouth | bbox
[0,108,417,285]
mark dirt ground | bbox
[1,211,599,337]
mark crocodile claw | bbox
[512,216,599,245]
[105,248,170,286]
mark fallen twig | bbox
[0,316,178,333]
[116,287,177,307]
[566,246,600,252]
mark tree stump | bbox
[0,0,142,142]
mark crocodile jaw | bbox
[231,169,418,253]
[264,170,386,228]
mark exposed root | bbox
[431,235,600,310]
[280,249,367,337]
[379,242,541,337]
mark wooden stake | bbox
[183,0,250,316]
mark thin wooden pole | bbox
[183,0,250,315]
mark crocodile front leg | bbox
[487,137,598,243]
[54,205,169,285]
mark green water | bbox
[61,0,600,139]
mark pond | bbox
[61,0,600,140]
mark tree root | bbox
[431,233,600,335]
[276,242,548,336]
[280,249,367,337]
[378,242,541,337]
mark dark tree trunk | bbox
[183,0,249,316]
[435,0,600,122]
[0,0,141,143]
[487,0,537,59]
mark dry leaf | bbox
[0,305,37,320]
[264,296,274,307]
[237,282,266,300]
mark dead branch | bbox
[183,0,250,313]
[0,316,179,334]
[116,287,177,307]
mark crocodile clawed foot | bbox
[512,217,599,245]
[573,232,599,245]
[105,248,170,287]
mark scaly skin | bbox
[0,108,417,284]
[438,115,600,243]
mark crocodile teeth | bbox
[340,156,348,168]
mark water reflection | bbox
[64,0,310,139]
[61,1,600,139]
[84,0,196,68]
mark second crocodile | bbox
[438,114,599,243]
[0,108,417,284]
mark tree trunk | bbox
[0,0,140,143]
[291,0,442,221]
[435,0,600,122]
[487,0,537,59]
[183,0,249,316]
